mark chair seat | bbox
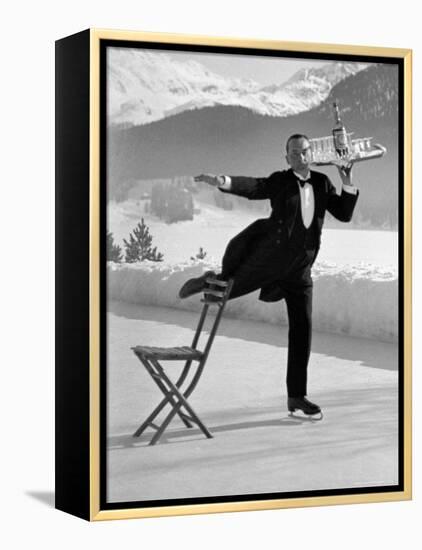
[132,345,204,361]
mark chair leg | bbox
[132,356,212,445]
[149,391,212,446]
[151,361,213,445]
[133,357,193,438]
[149,401,184,445]
[133,392,192,437]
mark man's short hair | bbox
[286,134,310,153]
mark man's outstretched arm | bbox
[194,173,276,200]
[194,174,229,188]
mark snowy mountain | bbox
[107,47,368,126]
[261,62,369,108]
[108,63,399,229]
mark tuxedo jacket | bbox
[220,168,359,301]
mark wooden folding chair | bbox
[131,276,233,445]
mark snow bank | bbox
[107,260,398,343]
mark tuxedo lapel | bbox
[284,171,300,238]
[309,173,323,218]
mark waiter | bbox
[179,134,359,417]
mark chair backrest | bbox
[191,276,233,360]
[175,277,233,398]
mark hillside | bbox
[108,63,400,229]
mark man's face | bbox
[285,137,312,172]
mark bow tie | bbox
[297,178,311,188]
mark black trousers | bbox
[219,244,314,398]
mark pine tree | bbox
[106,231,123,263]
[123,219,164,263]
[123,233,141,263]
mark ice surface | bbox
[107,304,398,501]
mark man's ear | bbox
[285,154,290,166]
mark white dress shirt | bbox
[294,171,314,229]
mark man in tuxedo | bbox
[179,134,359,417]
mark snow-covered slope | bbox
[107,261,397,343]
[108,198,398,267]
[108,47,368,126]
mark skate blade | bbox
[288,410,323,421]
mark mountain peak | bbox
[108,49,369,127]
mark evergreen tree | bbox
[106,231,123,263]
[123,233,141,263]
[123,219,164,263]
